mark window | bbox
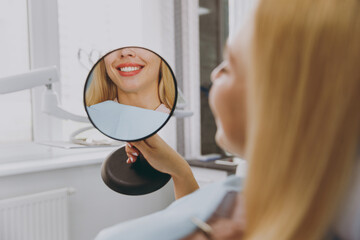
[198,0,256,155]
[0,0,31,143]
[199,0,229,155]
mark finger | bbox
[125,143,140,156]
[125,143,130,154]
[125,142,133,153]
[126,153,137,162]
[126,152,137,163]
[130,151,139,157]
[129,140,149,154]
[128,146,140,157]
[129,155,136,163]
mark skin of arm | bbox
[125,134,199,199]
[171,159,200,200]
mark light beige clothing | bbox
[154,103,171,114]
[113,98,170,114]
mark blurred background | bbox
[0,0,255,239]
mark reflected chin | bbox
[116,81,141,93]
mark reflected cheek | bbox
[143,63,158,81]
[106,67,117,84]
[104,56,111,66]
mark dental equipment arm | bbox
[0,66,58,94]
[0,66,89,123]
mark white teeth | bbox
[119,66,141,72]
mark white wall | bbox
[0,163,175,240]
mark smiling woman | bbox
[84,46,177,142]
[85,47,175,113]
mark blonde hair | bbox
[244,0,360,239]
[85,57,175,110]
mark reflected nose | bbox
[120,48,136,58]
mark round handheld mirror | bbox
[83,46,177,195]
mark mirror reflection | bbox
[84,47,177,141]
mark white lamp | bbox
[0,66,89,123]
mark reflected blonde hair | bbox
[244,0,360,239]
[85,58,175,109]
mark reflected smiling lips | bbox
[116,63,144,77]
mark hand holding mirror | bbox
[84,47,177,195]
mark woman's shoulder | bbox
[95,175,244,240]
[182,190,245,240]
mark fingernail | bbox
[126,158,130,164]
[131,152,138,157]
[127,143,132,148]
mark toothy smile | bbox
[118,66,142,72]
[116,63,144,76]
